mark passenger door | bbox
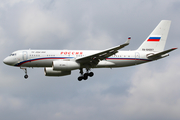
[22,51,28,61]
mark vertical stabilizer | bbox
[137,20,171,52]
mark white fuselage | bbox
[3,20,175,80]
[3,49,151,68]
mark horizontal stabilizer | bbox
[147,48,177,60]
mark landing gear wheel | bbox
[24,75,28,79]
[89,72,94,77]
[84,73,88,77]
[83,75,88,80]
[78,76,83,81]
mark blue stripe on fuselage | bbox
[14,57,74,66]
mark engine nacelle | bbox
[53,61,80,71]
[44,67,71,76]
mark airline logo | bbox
[147,37,161,42]
[60,51,83,55]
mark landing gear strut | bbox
[78,68,94,81]
[20,67,28,79]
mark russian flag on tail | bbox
[147,37,161,42]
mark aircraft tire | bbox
[89,72,94,77]
[78,76,83,81]
[24,75,28,79]
[83,73,88,80]
[83,75,88,80]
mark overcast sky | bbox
[0,0,180,120]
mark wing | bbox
[76,37,131,67]
[147,48,177,60]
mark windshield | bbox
[9,53,17,56]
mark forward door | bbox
[22,51,28,61]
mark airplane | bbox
[3,20,177,81]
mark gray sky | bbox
[0,0,180,120]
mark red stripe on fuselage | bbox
[147,39,160,42]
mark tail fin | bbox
[137,20,171,52]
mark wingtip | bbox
[125,36,131,44]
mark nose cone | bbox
[3,57,14,66]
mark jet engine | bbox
[44,67,71,76]
[53,61,80,71]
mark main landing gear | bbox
[20,67,28,79]
[78,68,94,81]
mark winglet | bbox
[125,36,131,45]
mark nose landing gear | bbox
[20,67,28,79]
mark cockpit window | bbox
[9,53,17,56]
